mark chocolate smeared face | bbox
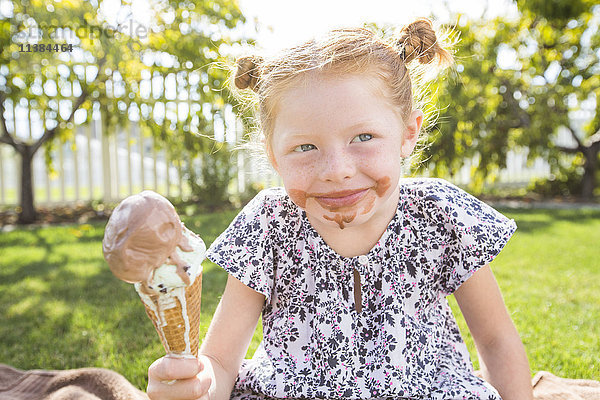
[269,74,418,232]
[102,191,192,285]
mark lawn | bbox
[0,206,598,391]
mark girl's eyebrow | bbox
[345,120,379,131]
[282,120,380,141]
[280,131,317,142]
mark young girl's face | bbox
[268,73,422,231]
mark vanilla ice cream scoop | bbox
[140,227,206,295]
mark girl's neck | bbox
[306,185,400,258]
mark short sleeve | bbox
[206,189,277,303]
[418,179,517,295]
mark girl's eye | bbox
[293,144,316,152]
[351,133,373,143]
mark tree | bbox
[425,4,600,198]
[0,0,247,223]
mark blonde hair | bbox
[232,18,454,169]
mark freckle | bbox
[376,176,391,197]
[287,189,308,208]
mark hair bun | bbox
[235,55,263,91]
[397,18,452,66]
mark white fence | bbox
[1,107,585,208]
[0,107,283,207]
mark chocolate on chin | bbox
[102,190,206,357]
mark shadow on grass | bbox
[499,208,600,234]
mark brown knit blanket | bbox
[0,364,147,400]
[1,363,599,399]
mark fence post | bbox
[58,135,65,202]
[126,122,133,196]
[152,134,158,191]
[87,118,94,200]
[139,123,145,190]
[177,161,183,198]
[101,110,113,202]
[113,127,120,199]
[0,147,5,204]
[74,126,80,202]
[165,150,171,198]
[12,100,21,207]
[43,117,51,203]
[236,117,245,194]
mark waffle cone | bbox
[140,273,202,357]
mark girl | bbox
[147,19,533,400]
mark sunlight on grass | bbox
[7,297,37,317]
[44,299,70,319]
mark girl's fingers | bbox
[147,375,210,400]
[147,356,211,400]
[148,356,201,381]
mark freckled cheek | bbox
[357,154,400,187]
[279,160,317,208]
[353,146,398,169]
[279,156,313,176]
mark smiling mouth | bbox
[312,189,369,209]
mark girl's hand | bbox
[146,275,265,400]
[147,355,213,400]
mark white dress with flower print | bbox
[206,178,516,400]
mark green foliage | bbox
[425,4,600,197]
[0,0,250,222]
[235,181,265,208]
[515,0,596,22]
[528,159,585,197]
[186,142,234,211]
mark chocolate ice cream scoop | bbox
[102,190,193,286]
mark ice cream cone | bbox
[138,272,202,357]
[102,190,206,358]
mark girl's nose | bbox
[318,149,356,182]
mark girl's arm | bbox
[454,264,534,400]
[147,274,265,400]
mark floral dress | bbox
[206,178,517,400]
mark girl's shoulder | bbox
[398,177,465,198]
[244,186,299,216]
[398,177,513,226]
[398,177,468,215]
[235,186,303,235]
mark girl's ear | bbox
[400,109,423,157]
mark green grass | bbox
[0,207,598,391]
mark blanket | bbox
[1,363,598,399]
[0,364,147,400]
[532,371,600,400]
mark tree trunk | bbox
[17,145,36,224]
[581,145,598,200]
